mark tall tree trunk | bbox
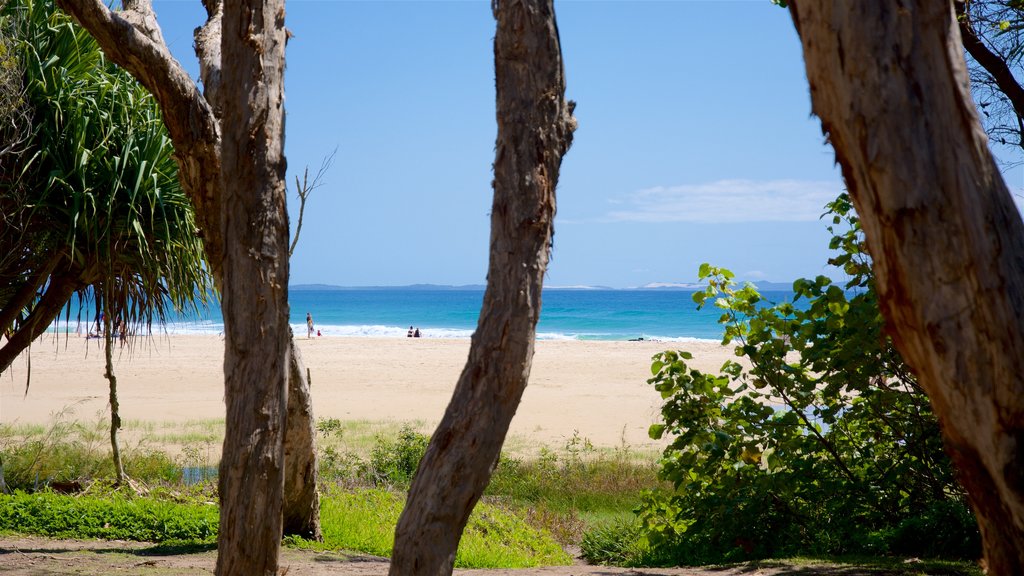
[214,0,290,571]
[790,2,1024,572]
[58,0,322,552]
[388,1,575,574]
[283,334,321,540]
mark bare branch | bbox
[289,147,336,257]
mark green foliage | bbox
[367,425,429,486]
[288,488,572,568]
[636,195,979,565]
[0,0,211,346]
[0,491,218,542]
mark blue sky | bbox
[152,0,1023,288]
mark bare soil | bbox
[0,535,918,575]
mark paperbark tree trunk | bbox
[213,0,290,571]
[58,0,321,552]
[789,2,1024,572]
[283,332,321,540]
[388,1,575,574]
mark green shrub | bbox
[581,519,649,566]
[367,426,428,486]
[0,491,218,542]
[638,196,980,565]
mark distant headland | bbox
[289,281,795,291]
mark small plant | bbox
[367,426,429,486]
[316,417,344,438]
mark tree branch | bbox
[289,148,336,257]
[956,2,1024,131]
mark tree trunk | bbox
[102,297,126,486]
[388,1,575,574]
[283,334,321,540]
[58,0,322,555]
[789,2,1024,572]
[213,0,290,571]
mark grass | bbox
[0,489,218,543]
[287,487,571,568]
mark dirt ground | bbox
[0,535,919,575]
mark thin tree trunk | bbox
[388,1,574,574]
[283,334,321,540]
[101,294,126,485]
[790,2,1024,572]
[213,0,291,571]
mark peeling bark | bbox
[790,1,1024,571]
[57,0,322,566]
[388,1,575,574]
[213,0,291,570]
[283,336,321,540]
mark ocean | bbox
[151,287,796,342]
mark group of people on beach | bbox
[407,326,421,338]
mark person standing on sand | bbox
[306,312,314,339]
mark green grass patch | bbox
[287,487,571,568]
[0,490,218,543]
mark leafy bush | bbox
[636,195,979,565]
[367,426,429,486]
[0,491,218,542]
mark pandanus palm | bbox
[0,0,213,483]
[0,0,212,367]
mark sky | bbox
[150,0,1024,288]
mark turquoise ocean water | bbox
[139,287,795,342]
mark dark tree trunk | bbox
[790,1,1024,572]
[283,335,321,540]
[213,0,291,571]
[388,1,575,574]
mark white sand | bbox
[0,334,737,449]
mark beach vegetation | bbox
[0,0,212,370]
[0,489,219,542]
[288,487,572,568]
[0,0,213,491]
[614,195,979,567]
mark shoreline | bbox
[1,334,737,450]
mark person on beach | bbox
[306,312,314,338]
[407,326,414,338]
[413,328,421,338]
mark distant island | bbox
[290,280,795,291]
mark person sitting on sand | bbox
[407,326,414,338]
[306,312,314,339]
[413,328,421,338]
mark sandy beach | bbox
[0,334,736,450]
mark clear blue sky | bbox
[152,0,1023,288]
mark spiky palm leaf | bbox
[0,0,212,371]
